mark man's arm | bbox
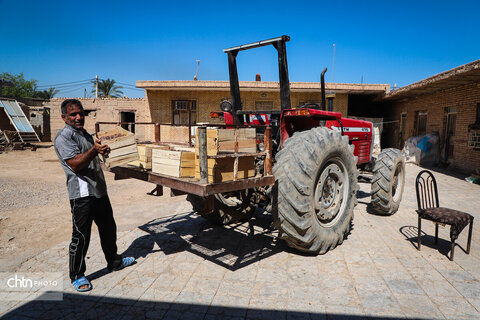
[66,139,110,173]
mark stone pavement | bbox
[1,164,479,319]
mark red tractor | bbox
[188,35,405,254]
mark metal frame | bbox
[0,98,40,143]
[224,35,291,125]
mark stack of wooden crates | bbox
[195,128,256,183]
[100,125,257,183]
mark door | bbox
[414,110,427,136]
[444,107,457,163]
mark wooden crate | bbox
[195,128,256,182]
[128,144,169,169]
[96,126,138,168]
[152,149,195,177]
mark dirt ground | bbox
[0,143,189,272]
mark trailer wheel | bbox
[370,148,405,215]
[273,127,358,254]
[187,190,253,225]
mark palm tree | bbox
[91,78,123,98]
[37,87,59,100]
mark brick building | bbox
[136,80,390,141]
[46,97,148,141]
[382,60,480,173]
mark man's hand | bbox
[66,140,110,173]
[94,139,111,156]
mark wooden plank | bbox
[152,162,180,177]
[194,156,255,182]
[180,166,195,177]
[169,145,195,152]
[152,162,195,177]
[96,126,131,140]
[160,125,190,144]
[152,157,181,166]
[101,135,135,150]
[105,152,138,168]
[217,139,256,153]
[107,144,137,159]
[152,149,182,160]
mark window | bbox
[172,100,196,125]
[414,110,427,136]
[468,103,480,150]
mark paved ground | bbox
[1,163,479,319]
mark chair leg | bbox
[467,220,473,254]
[418,216,422,250]
[450,240,455,261]
[435,223,439,244]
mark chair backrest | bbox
[415,170,439,210]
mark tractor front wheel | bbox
[370,148,405,215]
[273,127,358,254]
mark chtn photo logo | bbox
[7,275,34,288]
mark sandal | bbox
[108,257,136,272]
[72,276,92,292]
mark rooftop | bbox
[384,59,480,100]
[136,80,390,94]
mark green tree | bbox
[36,87,59,100]
[0,72,38,98]
[91,78,124,98]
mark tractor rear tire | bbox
[273,127,358,254]
[370,148,405,215]
[187,191,254,225]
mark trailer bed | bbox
[110,165,275,197]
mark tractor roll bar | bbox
[224,35,292,125]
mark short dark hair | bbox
[61,99,84,115]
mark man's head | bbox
[61,99,85,130]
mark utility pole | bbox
[95,75,99,98]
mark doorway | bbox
[120,111,135,133]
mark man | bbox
[54,99,135,292]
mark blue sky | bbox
[1,0,479,98]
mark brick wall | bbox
[144,89,349,141]
[386,82,480,173]
[47,98,147,141]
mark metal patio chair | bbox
[415,170,474,261]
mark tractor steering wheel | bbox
[299,103,321,110]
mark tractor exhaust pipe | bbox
[321,68,327,111]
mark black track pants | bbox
[69,195,121,282]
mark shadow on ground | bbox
[399,225,469,259]
[2,292,408,320]
[120,210,292,272]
